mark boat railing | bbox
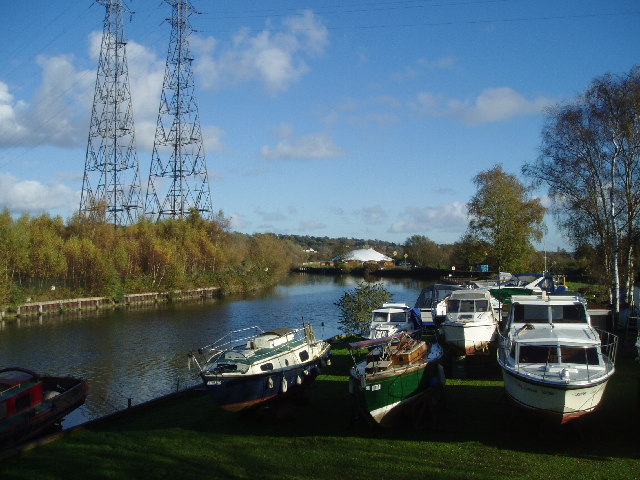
[194,325,265,363]
[497,328,618,382]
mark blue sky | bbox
[0,1,638,251]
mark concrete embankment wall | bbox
[0,287,222,320]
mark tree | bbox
[523,67,640,315]
[335,281,392,335]
[466,164,545,272]
[403,235,447,267]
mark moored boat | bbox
[0,367,89,449]
[414,284,466,324]
[188,324,331,412]
[497,293,617,423]
[348,333,444,426]
[441,289,499,355]
[367,303,422,339]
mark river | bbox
[0,273,434,427]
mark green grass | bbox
[0,345,638,480]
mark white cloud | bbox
[0,172,76,213]
[413,87,551,125]
[261,123,344,161]
[0,31,223,154]
[0,56,93,148]
[388,202,468,234]
[193,10,328,94]
[355,205,388,226]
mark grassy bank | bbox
[1,344,638,480]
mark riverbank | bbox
[1,342,638,479]
[0,287,222,321]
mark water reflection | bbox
[0,273,433,426]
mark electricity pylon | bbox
[80,0,142,226]
[144,0,213,220]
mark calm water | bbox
[0,273,433,427]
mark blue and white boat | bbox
[189,324,331,412]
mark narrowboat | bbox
[0,367,88,448]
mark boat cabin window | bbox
[260,363,274,372]
[449,299,488,313]
[475,300,489,312]
[519,345,558,364]
[559,346,599,365]
[513,304,548,323]
[389,312,406,322]
[513,303,587,324]
[299,350,310,362]
[15,392,31,412]
[372,312,388,322]
[551,305,587,324]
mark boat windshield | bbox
[518,345,599,365]
[372,311,406,322]
[448,299,489,313]
[389,312,407,322]
[513,304,587,324]
[372,312,389,322]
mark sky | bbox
[0,0,638,252]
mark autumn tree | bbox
[523,67,640,315]
[403,235,448,268]
[466,165,545,272]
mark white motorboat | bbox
[441,289,499,355]
[367,303,422,339]
[497,293,617,423]
[414,284,466,324]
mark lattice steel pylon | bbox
[80,0,142,226]
[144,0,212,220]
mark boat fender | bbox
[296,375,302,385]
[326,357,332,366]
[303,369,309,376]
[267,377,274,389]
[281,377,288,393]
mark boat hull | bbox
[500,367,611,423]
[442,322,497,355]
[201,348,331,412]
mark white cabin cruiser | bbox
[497,294,617,423]
[367,303,422,339]
[441,289,499,355]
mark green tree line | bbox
[0,210,303,309]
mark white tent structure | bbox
[333,248,392,263]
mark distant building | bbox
[333,248,393,265]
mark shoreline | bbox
[0,287,223,322]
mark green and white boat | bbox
[348,333,444,426]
